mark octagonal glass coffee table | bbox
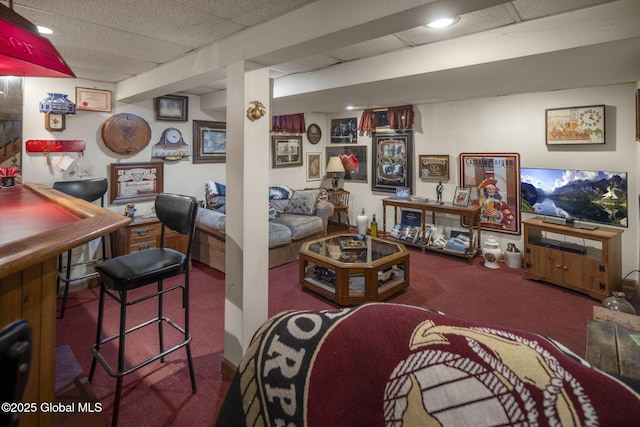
[299,234,409,305]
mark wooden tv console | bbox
[522,218,623,301]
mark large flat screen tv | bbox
[520,168,627,227]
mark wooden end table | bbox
[299,234,409,305]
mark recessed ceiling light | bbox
[346,105,354,110]
[37,25,53,35]
[426,17,458,29]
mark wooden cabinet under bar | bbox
[0,184,130,427]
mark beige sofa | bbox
[193,184,334,272]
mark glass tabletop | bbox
[305,235,403,264]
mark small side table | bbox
[328,188,350,230]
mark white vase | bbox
[483,236,502,269]
[356,208,368,235]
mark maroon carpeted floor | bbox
[56,248,601,426]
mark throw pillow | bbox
[269,185,294,200]
[284,189,321,215]
[208,195,226,210]
[205,181,226,209]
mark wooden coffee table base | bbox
[299,236,410,305]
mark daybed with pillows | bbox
[216,303,640,426]
[193,183,334,272]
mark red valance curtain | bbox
[358,109,375,132]
[272,113,306,133]
[388,105,414,130]
[357,106,414,131]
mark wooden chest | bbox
[114,216,188,255]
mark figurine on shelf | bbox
[436,181,444,204]
[124,203,137,218]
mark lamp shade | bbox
[0,4,75,78]
[326,156,345,173]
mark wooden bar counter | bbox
[0,183,130,427]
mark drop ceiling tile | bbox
[34,17,191,63]
[179,0,317,26]
[55,46,155,75]
[68,66,133,84]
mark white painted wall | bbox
[20,78,639,277]
[22,77,225,216]
[330,83,638,276]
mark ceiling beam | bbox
[116,0,511,103]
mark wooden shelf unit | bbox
[381,198,481,264]
[522,218,623,301]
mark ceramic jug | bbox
[483,236,502,269]
[504,243,522,269]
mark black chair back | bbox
[0,320,32,427]
[155,193,198,236]
[53,178,108,206]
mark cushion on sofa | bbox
[269,185,294,200]
[268,221,292,247]
[204,181,226,209]
[271,213,323,240]
[284,189,321,215]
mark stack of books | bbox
[443,230,471,254]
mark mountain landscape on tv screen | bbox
[521,169,627,227]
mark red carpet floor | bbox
[56,250,601,426]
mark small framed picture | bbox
[418,154,449,180]
[76,87,112,112]
[192,120,226,163]
[272,135,303,168]
[452,186,470,207]
[109,162,164,204]
[154,94,188,121]
[395,187,410,199]
[306,152,322,181]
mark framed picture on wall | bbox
[325,145,368,183]
[545,105,605,145]
[306,152,322,181]
[330,117,357,143]
[154,94,189,121]
[418,154,449,180]
[109,162,164,204]
[192,120,226,163]
[75,87,112,112]
[459,152,521,235]
[272,135,303,168]
[371,131,413,193]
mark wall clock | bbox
[306,123,321,144]
[152,127,191,160]
[45,113,65,132]
[101,113,151,155]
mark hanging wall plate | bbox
[101,113,151,155]
[306,123,321,144]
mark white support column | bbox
[223,62,270,368]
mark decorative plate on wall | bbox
[306,123,321,144]
[101,113,151,155]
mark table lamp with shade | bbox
[326,156,345,190]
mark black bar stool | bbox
[53,178,109,319]
[88,193,198,426]
[0,320,32,427]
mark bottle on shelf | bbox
[370,214,378,237]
